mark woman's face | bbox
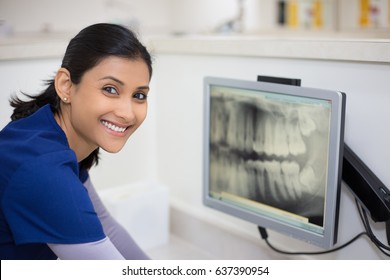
[62,56,150,158]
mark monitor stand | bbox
[343,144,390,222]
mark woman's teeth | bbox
[101,120,127,133]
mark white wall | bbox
[0,58,60,129]
[151,52,390,259]
[1,43,389,259]
[0,0,277,188]
[0,0,288,190]
[167,0,275,34]
[0,0,172,35]
[0,0,270,35]
[0,0,247,35]
[1,0,390,260]
[0,57,158,189]
[1,0,388,37]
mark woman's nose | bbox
[115,99,136,123]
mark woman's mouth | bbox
[100,120,128,133]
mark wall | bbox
[0,0,264,36]
[151,52,390,259]
[1,40,389,259]
[0,0,270,190]
[0,58,59,129]
[2,0,389,37]
[1,0,390,259]
[0,0,172,35]
[0,56,158,189]
[167,0,275,34]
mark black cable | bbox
[356,199,390,249]
[258,226,368,255]
[356,200,390,256]
[386,221,390,246]
[258,199,390,257]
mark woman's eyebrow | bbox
[99,77,149,91]
[99,76,125,85]
[136,86,150,91]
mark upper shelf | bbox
[1,32,390,63]
[148,32,390,63]
[0,32,72,61]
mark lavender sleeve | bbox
[48,237,125,260]
[83,177,150,260]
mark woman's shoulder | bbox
[0,105,71,163]
[0,105,79,190]
[3,104,65,138]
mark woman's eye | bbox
[103,86,118,95]
[134,92,147,101]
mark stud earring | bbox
[63,97,68,102]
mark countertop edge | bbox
[148,36,390,63]
[1,35,390,63]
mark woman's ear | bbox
[55,68,72,103]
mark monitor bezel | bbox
[203,76,346,249]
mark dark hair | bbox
[9,23,153,170]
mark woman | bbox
[0,23,152,260]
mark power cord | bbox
[258,199,390,257]
[356,200,390,256]
[387,221,390,247]
[258,226,368,256]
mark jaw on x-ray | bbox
[209,88,331,226]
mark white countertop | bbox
[146,234,217,260]
[1,32,390,63]
[149,34,390,63]
[0,32,72,60]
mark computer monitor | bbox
[203,76,346,249]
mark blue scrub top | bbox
[0,105,105,259]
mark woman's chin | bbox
[101,145,125,154]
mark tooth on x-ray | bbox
[209,93,330,217]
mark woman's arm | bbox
[48,237,125,260]
[83,177,150,260]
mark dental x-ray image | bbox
[209,86,331,227]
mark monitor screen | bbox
[203,76,346,249]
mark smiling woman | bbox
[55,56,150,158]
[0,23,153,260]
